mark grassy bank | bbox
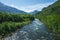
[36,13,60,33]
[0,12,34,38]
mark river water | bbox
[4,19,57,40]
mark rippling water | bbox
[4,19,57,40]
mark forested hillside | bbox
[0,12,34,38]
[36,0,60,39]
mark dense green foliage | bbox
[0,12,34,37]
[36,0,60,34]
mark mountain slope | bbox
[36,0,60,39]
[0,2,27,14]
[36,0,60,15]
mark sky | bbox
[0,0,57,12]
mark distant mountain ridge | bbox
[29,10,39,14]
[0,2,27,14]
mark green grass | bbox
[36,14,60,33]
[0,21,30,36]
[0,12,35,37]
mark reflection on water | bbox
[4,19,57,40]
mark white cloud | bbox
[9,2,55,12]
[9,5,19,8]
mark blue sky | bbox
[0,0,57,12]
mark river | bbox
[4,19,57,40]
